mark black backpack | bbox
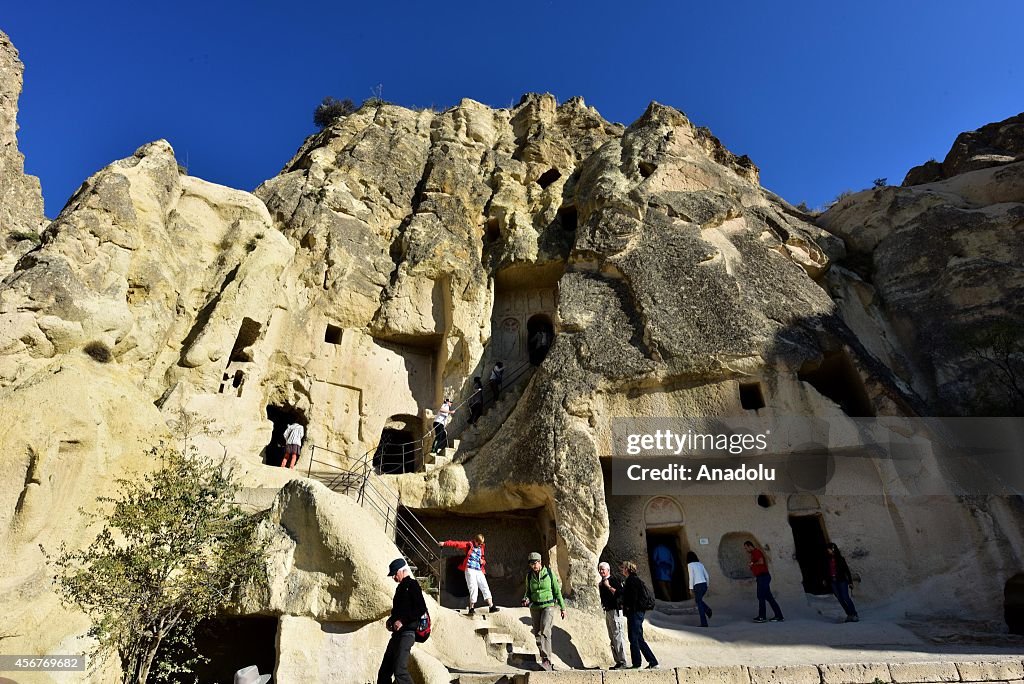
[637,577,656,611]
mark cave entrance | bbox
[156,616,277,683]
[788,513,832,595]
[264,405,306,467]
[645,530,690,602]
[798,349,875,417]
[229,317,262,363]
[374,415,420,475]
[414,508,547,609]
[526,314,554,366]
[1006,573,1024,635]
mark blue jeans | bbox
[626,611,657,668]
[756,573,783,620]
[832,580,858,617]
[693,582,710,626]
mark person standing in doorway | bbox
[686,551,712,627]
[745,541,784,623]
[440,533,499,615]
[651,543,675,601]
[467,377,484,426]
[620,560,659,670]
[521,552,565,672]
[430,398,454,456]
[377,558,427,684]
[597,562,628,670]
[825,543,859,622]
[489,361,504,400]
[280,421,304,469]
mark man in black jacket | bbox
[378,558,427,684]
[620,560,659,670]
[598,562,628,670]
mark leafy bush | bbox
[50,417,267,683]
[872,177,888,188]
[313,97,356,129]
[7,229,41,243]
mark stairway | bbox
[423,439,459,472]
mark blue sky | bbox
[5,1,1023,217]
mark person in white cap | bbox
[234,665,271,684]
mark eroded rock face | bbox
[822,156,1024,414]
[903,112,1024,186]
[0,30,46,275]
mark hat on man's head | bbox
[527,552,542,562]
[234,666,271,684]
[387,558,407,576]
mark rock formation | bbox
[1,27,1022,681]
[0,30,46,276]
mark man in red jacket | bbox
[745,541,784,623]
[441,533,499,615]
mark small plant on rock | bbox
[313,96,356,129]
[83,341,113,363]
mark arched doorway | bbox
[526,314,554,366]
[644,497,690,601]
[374,415,420,475]
[787,496,832,595]
[264,405,307,467]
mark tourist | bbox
[467,377,484,425]
[233,666,271,684]
[440,533,498,615]
[377,558,427,684]
[686,551,712,627]
[745,541,784,623]
[489,361,504,400]
[597,561,628,670]
[651,543,675,600]
[280,421,304,469]
[430,397,454,455]
[620,560,659,670]
[521,551,565,672]
[825,543,859,622]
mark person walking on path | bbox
[521,552,565,672]
[489,361,504,401]
[467,377,484,426]
[620,560,659,670]
[430,397,454,455]
[377,558,427,684]
[441,533,499,615]
[686,551,712,627]
[597,562,628,670]
[280,421,304,469]
[825,543,859,622]
[745,541,784,623]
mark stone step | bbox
[507,649,537,669]
[452,673,522,684]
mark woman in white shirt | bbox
[687,551,712,627]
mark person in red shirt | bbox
[744,540,784,623]
[440,533,499,615]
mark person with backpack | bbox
[825,543,859,622]
[686,551,712,627]
[378,558,427,684]
[597,562,628,670]
[440,533,499,615]
[620,560,659,670]
[521,551,565,672]
[745,540,784,623]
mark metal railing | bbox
[306,443,444,596]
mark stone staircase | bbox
[424,438,460,472]
[453,367,537,458]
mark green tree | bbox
[50,424,266,683]
[950,319,1024,415]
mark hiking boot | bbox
[467,607,475,616]
[646,663,660,669]
[541,659,552,671]
[769,616,785,622]
[489,605,500,613]
[753,617,767,623]
[610,663,628,670]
